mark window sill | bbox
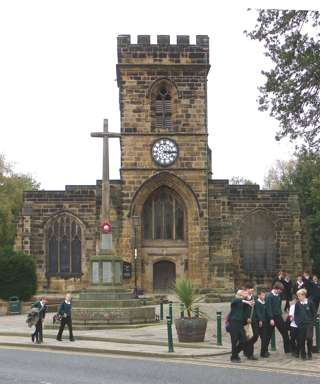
[46,272,83,278]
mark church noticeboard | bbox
[123,262,132,279]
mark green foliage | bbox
[230,176,255,185]
[264,152,320,274]
[174,278,196,318]
[0,249,37,301]
[0,154,39,250]
[246,9,320,151]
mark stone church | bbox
[15,35,309,294]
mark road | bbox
[0,348,319,384]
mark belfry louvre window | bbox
[240,212,276,277]
[143,187,185,241]
[47,215,82,276]
[155,88,172,129]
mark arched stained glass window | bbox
[47,215,82,276]
[143,187,185,241]
[240,212,276,276]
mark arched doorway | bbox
[153,261,176,292]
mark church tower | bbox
[117,35,211,292]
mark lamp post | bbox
[132,215,140,297]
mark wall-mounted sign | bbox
[123,262,132,279]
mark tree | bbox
[230,176,255,185]
[0,248,37,301]
[0,155,39,250]
[265,152,320,273]
[246,10,320,151]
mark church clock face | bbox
[152,138,178,167]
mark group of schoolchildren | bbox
[27,293,75,344]
[228,271,320,363]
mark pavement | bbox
[0,301,319,376]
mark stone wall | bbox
[208,180,305,290]
[15,182,122,292]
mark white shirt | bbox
[289,304,297,328]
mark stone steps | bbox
[79,292,133,301]
[73,299,147,308]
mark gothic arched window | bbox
[143,187,185,241]
[240,211,276,277]
[47,215,82,276]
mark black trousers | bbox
[290,326,299,354]
[258,323,269,355]
[298,325,313,357]
[313,298,320,314]
[229,320,245,359]
[266,315,291,353]
[243,322,259,357]
[57,317,74,340]
[32,320,43,342]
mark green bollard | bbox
[169,301,173,321]
[316,315,320,353]
[160,299,164,321]
[180,303,184,318]
[271,328,276,351]
[166,316,174,352]
[216,311,222,346]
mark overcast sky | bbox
[0,0,319,190]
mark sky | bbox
[0,0,319,190]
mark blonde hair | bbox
[297,288,307,297]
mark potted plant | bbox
[174,278,208,342]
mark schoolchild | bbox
[229,289,254,363]
[294,288,316,360]
[255,288,269,358]
[265,282,291,353]
[288,298,299,357]
[293,274,305,295]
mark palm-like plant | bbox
[174,277,195,318]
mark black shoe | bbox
[247,355,258,361]
[70,338,75,342]
[31,334,34,343]
[230,356,241,363]
[56,337,62,341]
[301,355,307,360]
[307,354,312,360]
[36,340,41,344]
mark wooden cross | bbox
[91,119,121,222]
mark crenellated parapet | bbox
[117,34,209,65]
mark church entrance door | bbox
[153,261,176,292]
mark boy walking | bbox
[265,282,291,353]
[31,298,48,344]
[288,298,299,357]
[295,288,316,360]
[243,282,259,360]
[56,293,75,342]
[255,288,269,358]
[229,290,254,363]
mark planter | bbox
[174,317,208,342]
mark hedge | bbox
[0,249,37,301]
